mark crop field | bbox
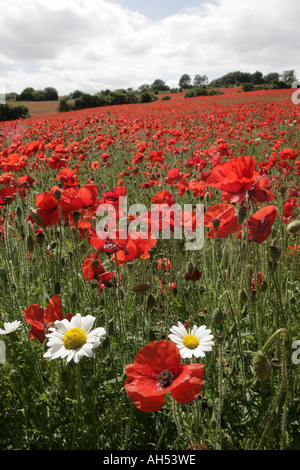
[0,87,299,451]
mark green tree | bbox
[0,103,30,121]
[150,79,169,92]
[280,70,297,83]
[43,87,59,101]
[18,87,35,101]
[251,71,264,85]
[193,74,208,87]
[179,74,192,89]
[263,72,280,84]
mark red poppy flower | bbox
[97,271,120,292]
[113,229,157,266]
[125,340,204,412]
[0,186,18,208]
[55,168,79,188]
[164,168,182,185]
[204,203,242,239]
[61,184,98,211]
[206,156,256,196]
[185,267,202,281]
[82,253,106,281]
[23,294,73,343]
[245,205,277,244]
[33,190,60,226]
[151,190,175,206]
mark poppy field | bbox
[0,87,299,451]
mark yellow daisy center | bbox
[182,334,199,350]
[63,328,87,350]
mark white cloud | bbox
[0,0,299,95]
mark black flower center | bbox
[157,369,175,388]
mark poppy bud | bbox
[27,234,35,253]
[253,350,271,381]
[147,293,156,310]
[73,211,80,224]
[37,231,45,245]
[239,289,248,304]
[16,206,23,218]
[199,285,205,295]
[277,388,287,412]
[131,283,151,293]
[5,196,12,205]
[280,186,287,197]
[204,192,211,203]
[54,282,61,294]
[212,308,224,327]
[187,262,194,276]
[260,280,268,292]
[287,219,300,234]
[29,208,43,226]
[270,244,282,261]
[238,205,247,224]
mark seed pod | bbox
[212,217,220,230]
[147,293,156,310]
[131,283,150,293]
[54,189,62,201]
[270,244,282,261]
[253,350,271,381]
[239,289,248,305]
[238,205,247,224]
[27,234,35,253]
[287,219,300,234]
[212,308,224,327]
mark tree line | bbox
[1,69,297,120]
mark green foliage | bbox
[242,83,255,92]
[140,91,158,103]
[150,79,170,92]
[16,87,59,101]
[0,103,30,122]
[58,98,73,113]
[179,74,192,89]
[184,87,224,98]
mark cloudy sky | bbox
[0,0,299,96]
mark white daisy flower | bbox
[169,321,214,359]
[0,320,21,335]
[43,313,106,364]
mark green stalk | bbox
[71,361,82,450]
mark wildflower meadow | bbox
[0,86,299,451]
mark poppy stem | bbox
[71,361,81,450]
[155,409,172,450]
